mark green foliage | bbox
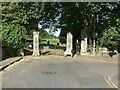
[49,34,58,39]
[39,30,50,39]
[96,2,120,51]
[2,2,44,34]
[59,3,86,39]
[1,2,120,53]
[99,26,120,50]
[58,2,120,52]
[2,2,59,34]
[39,29,58,39]
[1,23,27,56]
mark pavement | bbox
[0,56,23,70]
[0,55,119,88]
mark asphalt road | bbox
[2,56,118,88]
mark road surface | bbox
[1,56,118,88]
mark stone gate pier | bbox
[80,30,88,55]
[32,31,40,56]
[64,32,73,57]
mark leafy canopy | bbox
[2,23,27,48]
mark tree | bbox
[57,2,102,51]
[1,23,27,56]
[39,29,50,39]
[1,2,60,57]
[2,2,120,54]
[2,2,59,35]
[57,2,120,52]
[99,26,120,52]
[97,2,120,52]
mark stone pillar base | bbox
[64,49,73,57]
[32,51,40,56]
[80,52,89,55]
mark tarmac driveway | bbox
[2,56,118,88]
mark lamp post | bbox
[92,32,98,56]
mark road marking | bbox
[105,75,119,89]
[114,81,118,87]
[105,76,114,88]
[109,75,120,90]
[108,76,118,88]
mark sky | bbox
[45,28,61,37]
[38,24,61,37]
[55,30,61,37]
